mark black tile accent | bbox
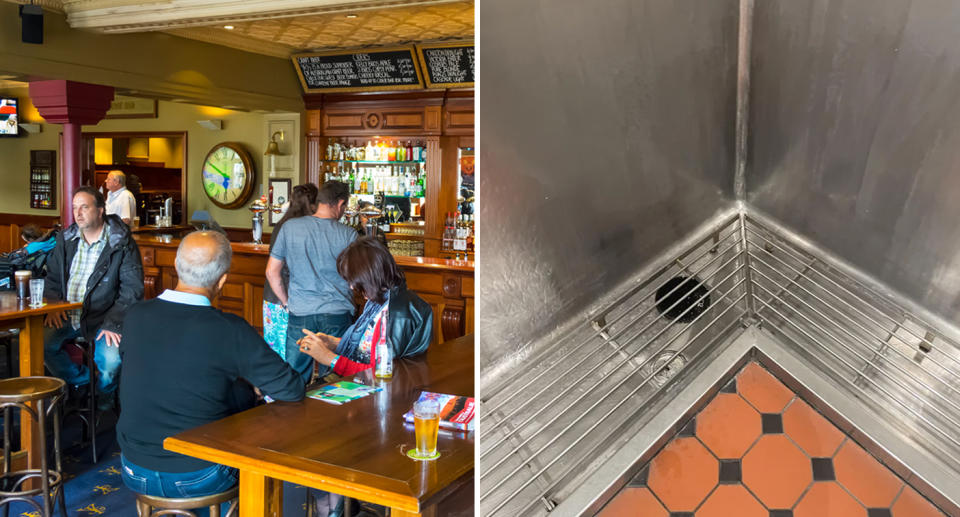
[812,457,835,481]
[719,459,742,483]
[678,417,696,437]
[769,511,793,517]
[721,378,737,393]
[627,466,649,487]
[670,513,695,517]
[867,510,892,517]
[762,413,784,434]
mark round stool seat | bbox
[137,486,238,517]
[0,376,66,403]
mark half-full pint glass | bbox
[413,399,441,459]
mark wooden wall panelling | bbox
[443,100,474,136]
[0,215,61,254]
[307,109,322,186]
[462,276,474,335]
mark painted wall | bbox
[0,3,302,112]
[0,86,303,228]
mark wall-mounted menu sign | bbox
[416,42,475,89]
[291,46,424,93]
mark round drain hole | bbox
[655,276,711,323]
[641,351,688,388]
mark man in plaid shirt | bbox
[44,186,144,409]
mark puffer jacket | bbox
[44,214,144,340]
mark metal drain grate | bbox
[479,209,960,516]
[744,213,960,468]
[478,213,749,516]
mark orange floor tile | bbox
[596,361,951,517]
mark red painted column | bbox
[61,123,82,222]
[28,81,114,225]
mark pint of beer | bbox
[413,399,441,459]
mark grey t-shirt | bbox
[270,216,358,317]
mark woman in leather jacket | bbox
[297,237,432,376]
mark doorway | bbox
[80,131,188,225]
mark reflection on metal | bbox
[477,0,739,381]
[478,208,960,516]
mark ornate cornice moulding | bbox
[58,0,461,32]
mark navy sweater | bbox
[117,298,305,472]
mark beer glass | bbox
[411,399,441,460]
[14,270,31,300]
[29,278,44,307]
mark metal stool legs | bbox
[0,377,67,517]
[79,340,98,463]
[135,487,239,517]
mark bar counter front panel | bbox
[133,235,474,344]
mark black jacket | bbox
[387,284,433,357]
[45,215,144,340]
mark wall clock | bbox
[201,142,256,209]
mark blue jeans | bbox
[121,455,237,517]
[43,324,121,393]
[285,312,353,383]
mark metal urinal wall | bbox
[478,0,739,387]
[747,0,960,334]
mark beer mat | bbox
[28,302,47,308]
[406,449,440,461]
[307,381,381,405]
[403,392,475,431]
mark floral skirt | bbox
[263,301,289,360]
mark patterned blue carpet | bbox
[4,416,314,516]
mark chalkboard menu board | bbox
[416,42,475,89]
[291,46,424,93]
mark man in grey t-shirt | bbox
[266,181,357,382]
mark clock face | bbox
[202,143,255,209]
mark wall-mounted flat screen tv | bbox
[0,98,19,137]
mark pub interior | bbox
[0,1,473,516]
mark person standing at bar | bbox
[43,186,144,408]
[266,181,357,382]
[104,170,138,226]
[262,183,320,359]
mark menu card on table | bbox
[308,381,381,405]
[403,392,475,431]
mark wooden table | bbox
[165,334,475,517]
[0,291,81,472]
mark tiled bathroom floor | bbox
[598,362,948,517]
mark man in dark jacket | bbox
[44,186,144,402]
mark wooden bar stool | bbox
[135,487,238,517]
[0,376,67,517]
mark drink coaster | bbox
[28,302,47,308]
[407,449,440,461]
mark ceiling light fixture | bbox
[223,25,234,30]
[345,14,358,18]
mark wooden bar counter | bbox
[165,334,475,517]
[132,234,474,343]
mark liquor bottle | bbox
[406,141,413,162]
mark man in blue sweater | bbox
[117,231,304,511]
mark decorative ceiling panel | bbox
[2,0,473,58]
[167,1,473,57]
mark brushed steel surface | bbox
[748,0,960,333]
[477,0,739,384]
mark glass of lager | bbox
[412,398,441,460]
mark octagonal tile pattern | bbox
[596,361,949,516]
